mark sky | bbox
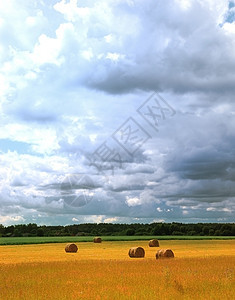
[0,0,235,226]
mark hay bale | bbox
[65,243,78,253]
[156,249,174,259]
[128,247,145,258]
[94,237,102,243]
[149,239,160,247]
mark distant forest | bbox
[0,222,234,237]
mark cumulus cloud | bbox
[0,0,234,225]
[0,215,26,226]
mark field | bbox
[0,235,234,245]
[0,240,234,299]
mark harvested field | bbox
[0,240,234,300]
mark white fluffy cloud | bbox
[0,0,235,225]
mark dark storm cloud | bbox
[84,0,235,96]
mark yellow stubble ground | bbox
[0,240,234,300]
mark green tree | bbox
[209,229,214,236]
[0,224,4,236]
[126,229,135,236]
[214,230,221,236]
[202,226,209,235]
[37,228,44,237]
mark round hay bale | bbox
[128,247,145,258]
[149,239,160,247]
[65,243,78,253]
[156,249,174,259]
[94,237,102,243]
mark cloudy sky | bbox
[0,0,235,226]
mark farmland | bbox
[0,235,234,245]
[0,239,234,299]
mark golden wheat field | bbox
[0,240,234,300]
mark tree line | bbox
[0,222,234,237]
